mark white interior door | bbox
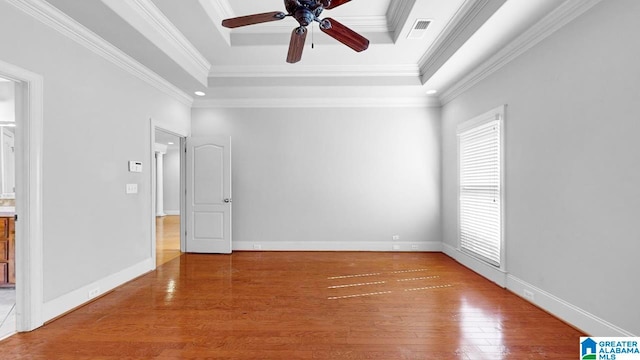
[186,136,231,253]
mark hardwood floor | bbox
[0,252,584,359]
[156,215,181,267]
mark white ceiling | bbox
[155,129,181,149]
[43,0,572,106]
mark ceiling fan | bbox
[221,0,370,63]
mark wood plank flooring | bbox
[0,252,584,359]
[156,215,181,267]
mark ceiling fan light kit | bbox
[222,0,369,64]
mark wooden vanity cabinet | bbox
[0,216,15,287]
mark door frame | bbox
[0,60,44,332]
[150,120,187,266]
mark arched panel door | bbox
[185,136,231,253]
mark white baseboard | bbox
[443,243,635,336]
[42,258,154,322]
[506,275,636,336]
[233,241,443,252]
[442,243,507,287]
[164,210,180,216]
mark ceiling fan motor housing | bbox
[285,0,325,26]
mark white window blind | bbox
[458,111,503,267]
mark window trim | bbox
[457,105,506,269]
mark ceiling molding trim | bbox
[193,96,441,109]
[218,0,393,41]
[417,0,501,82]
[335,16,389,31]
[232,16,389,34]
[198,0,231,46]
[440,0,605,105]
[6,0,193,106]
[125,0,211,83]
[387,0,416,43]
[215,0,234,19]
[209,64,420,79]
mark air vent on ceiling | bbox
[407,19,431,40]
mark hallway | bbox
[157,215,181,267]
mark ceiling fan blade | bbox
[222,11,286,28]
[287,27,307,64]
[319,18,369,52]
[326,0,352,10]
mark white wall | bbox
[0,80,15,122]
[0,1,190,317]
[192,106,441,251]
[441,0,639,335]
[163,146,181,214]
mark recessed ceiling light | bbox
[168,142,174,145]
[194,91,206,97]
[426,89,438,95]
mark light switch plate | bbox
[126,183,138,194]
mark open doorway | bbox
[154,129,183,267]
[0,59,45,335]
[0,76,16,338]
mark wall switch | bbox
[126,183,138,194]
[392,235,400,241]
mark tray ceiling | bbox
[40,0,574,106]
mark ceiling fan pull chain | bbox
[311,23,315,49]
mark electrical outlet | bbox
[523,289,535,301]
[411,244,419,250]
[392,244,401,251]
[253,244,262,250]
[88,287,100,299]
[392,235,400,241]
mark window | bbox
[457,106,504,267]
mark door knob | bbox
[224,198,232,203]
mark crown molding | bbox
[130,0,211,77]
[209,63,420,79]
[418,0,506,83]
[101,0,210,87]
[214,0,235,19]
[387,0,416,43]
[232,15,389,34]
[198,0,231,45]
[193,96,440,109]
[216,0,404,46]
[440,0,605,105]
[6,0,193,106]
